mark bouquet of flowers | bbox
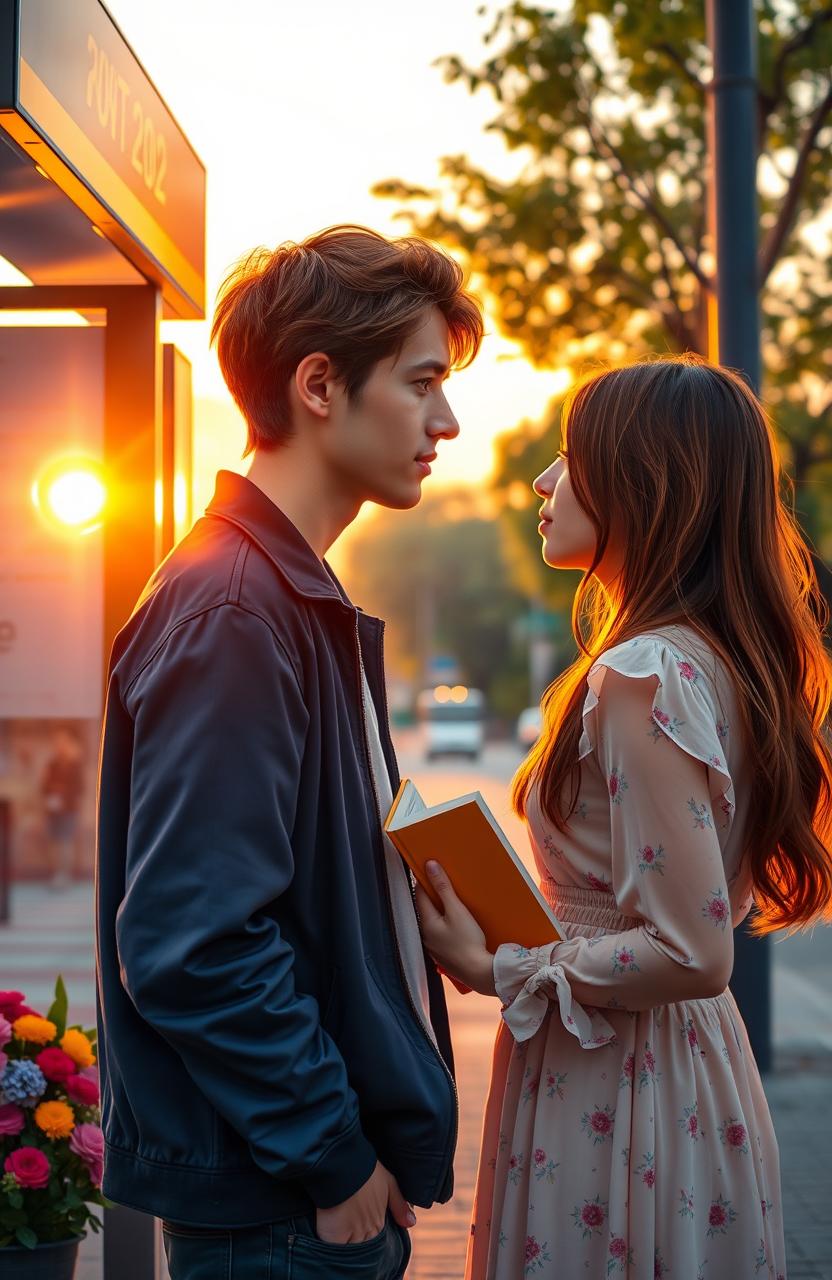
[0,977,109,1250]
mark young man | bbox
[95,225,483,1279]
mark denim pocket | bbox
[162,1222,232,1280]
[288,1212,408,1279]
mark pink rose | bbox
[709,1203,726,1228]
[70,1123,104,1186]
[610,1236,627,1259]
[677,660,696,682]
[726,1122,747,1148]
[0,1102,26,1135]
[36,1047,77,1083]
[4,1146,51,1189]
[533,1147,546,1165]
[525,1236,541,1262]
[65,1074,99,1106]
[0,1014,11,1049]
[591,1110,611,1134]
[582,1203,604,1227]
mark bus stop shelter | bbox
[1,1,205,1274]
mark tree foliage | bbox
[373,1,832,507]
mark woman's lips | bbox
[416,459,432,477]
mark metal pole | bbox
[706,0,771,1073]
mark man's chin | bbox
[371,482,423,511]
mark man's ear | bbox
[294,352,338,419]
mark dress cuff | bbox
[493,942,616,1048]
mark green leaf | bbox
[14,1224,38,1249]
[46,975,69,1039]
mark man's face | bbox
[324,307,460,509]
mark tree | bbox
[373,1,832,545]
[340,490,532,717]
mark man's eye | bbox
[415,378,433,392]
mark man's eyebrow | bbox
[405,359,451,377]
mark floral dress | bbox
[465,624,786,1280]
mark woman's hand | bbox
[415,861,497,996]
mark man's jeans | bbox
[161,1209,413,1279]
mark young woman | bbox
[416,354,832,1280]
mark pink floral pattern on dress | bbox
[612,945,640,975]
[531,1146,560,1183]
[542,834,565,860]
[545,1068,567,1100]
[702,887,730,931]
[586,871,614,893]
[608,767,628,804]
[675,657,700,683]
[681,1017,707,1058]
[638,843,666,874]
[581,1102,616,1145]
[618,1052,635,1090]
[678,1187,694,1219]
[719,1116,750,1155]
[507,1151,524,1185]
[571,1194,608,1238]
[523,1234,552,1275]
[654,1248,670,1277]
[649,706,686,741]
[635,1151,656,1189]
[679,1101,704,1141]
[706,1193,737,1237]
[688,798,713,829]
[638,1042,660,1092]
[606,1235,634,1274]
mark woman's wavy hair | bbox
[512,353,832,933]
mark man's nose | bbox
[429,400,460,441]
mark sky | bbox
[100,0,567,517]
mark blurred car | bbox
[516,705,543,752]
[416,685,485,761]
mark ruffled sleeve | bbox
[495,632,737,1041]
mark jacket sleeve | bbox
[114,603,377,1207]
[493,667,735,1044]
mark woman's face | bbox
[533,451,624,585]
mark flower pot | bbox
[0,1233,84,1280]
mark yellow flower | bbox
[12,1015,57,1045]
[35,1099,75,1140]
[60,1029,95,1068]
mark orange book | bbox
[384,779,562,955]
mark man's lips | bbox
[416,451,437,477]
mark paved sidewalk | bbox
[1,881,830,1278]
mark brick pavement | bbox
[1,882,830,1279]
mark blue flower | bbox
[1,1058,47,1107]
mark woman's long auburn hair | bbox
[512,353,832,934]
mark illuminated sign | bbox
[0,0,205,318]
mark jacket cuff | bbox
[299,1119,378,1209]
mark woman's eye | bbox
[416,378,433,392]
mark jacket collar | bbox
[205,470,352,608]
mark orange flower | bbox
[34,1099,75,1140]
[12,1015,57,1045]
[60,1029,95,1068]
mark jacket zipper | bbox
[352,617,459,1178]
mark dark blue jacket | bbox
[95,471,458,1227]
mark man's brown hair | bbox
[211,224,484,453]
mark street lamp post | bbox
[706,0,771,1073]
